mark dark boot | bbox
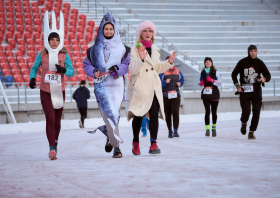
[173,129,180,137]
[205,129,210,136]
[212,129,216,137]
[105,138,113,153]
[112,148,122,158]
[241,123,247,135]
[248,131,256,139]
[168,131,173,138]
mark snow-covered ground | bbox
[0,111,280,197]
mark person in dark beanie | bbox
[231,45,271,139]
[199,57,221,137]
[72,80,90,128]
[159,56,184,138]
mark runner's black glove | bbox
[29,78,36,89]
[55,64,66,74]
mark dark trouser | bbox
[163,95,180,131]
[40,90,65,147]
[132,94,159,142]
[78,107,87,126]
[203,100,219,125]
[240,89,262,131]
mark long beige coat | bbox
[127,44,173,121]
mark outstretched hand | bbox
[168,51,176,64]
[139,46,147,60]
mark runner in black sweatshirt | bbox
[231,45,271,139]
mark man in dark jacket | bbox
[231,45,271,139]
[72,80,90,128]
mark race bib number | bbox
[243,84,254,93]
[203,88,212,95]
[93,72,109,84]
[168,91,177,99]
[44,71,61,84]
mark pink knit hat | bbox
[136,21,157,38]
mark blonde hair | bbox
[40,47,69,56]
[136,34,155,44]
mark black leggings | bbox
[203,100,219,125]
[78,107,87,126]
[132,94,159,142]
[163,96,180,131]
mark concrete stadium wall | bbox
[1,93,280,124]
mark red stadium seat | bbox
[72,45,80,52]
[8,39,17,49]
[12,69,21,76]
[36,75,41,86]
[85,33,93,42]
[1,64,9,70]
[64,39,70,46]
[36,39,44,46]
[7,12,14,19]
[74,57,82,63]
[36,45,44,52]
[7,26,15,33]
[41,7,47,14]
[68,33,75,41]
[8,58,16,65]
[31,2,39,7]
[10,64,18,70]
[64,75,69,85]
[22,2,30,7]
[45,2,52,11]
[77,26,84,34]
[25,25,33,33]
[70,75,78,85]
[16,13,24,20]
[86,26,93,34]
[18,39,26,46]
[27,39,35,46]
[21,69,30,76]
[63,2,70,9]
[47,0,54,3]
[0,57,7,65]
[0,25,5,34]
[34,26,42,34]
[33,13,41,20]
[25,13,32,19]
[77,33,84,41]
[27,63,33,70]
[0,6,3,13]
[73,51,81,57]
[23,75,30,84]
[76,63,83,69]
[81,45,88,52]
[62,8,69,15]
[77,68,85,75]
[33,32,41,41]
[69,26,76,33]
[3,69,12,76]
[14,1,22,7]
[88,20,95,28]
[18,45,26,55]
[78,74,87,81]
[69,20,76,27]
[25,19,32,26]
[64,28,68,35]
[28,45,35,52]
[19,63,28,70]
[17,57,25,64]
[78,20,86,27]
[15,32,22,41]
[70,14,77,21]
[23,7,31,14]
[80,39,87,46]
[4,45,12,51]
[0,45,3,52]
[14,75,23,86]
[6,6,13,13]
[79,14,86,21]
[38,0,45,5]
[71,8,78,15]
[16,51,23,57]
[28,51,37,59]
[17,25,24,33]
[7,18,15,26]
[88,76,94,85]
[5,50,14,58]
[53,8,60,17]
[15,6,22,13]
[24,32,32,41]
[71,39,79,46]
[5,32,13,41]
[16,19,24,26]
[34,19,42,26]
[54,2,61,9]
[64,45,71,51]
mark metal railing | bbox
[77,0,203,69]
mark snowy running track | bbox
[0,111,280,197]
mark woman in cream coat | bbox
[127,20,176,155]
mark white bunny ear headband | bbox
[44,10,64,52]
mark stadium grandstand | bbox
[0,0,280,123]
